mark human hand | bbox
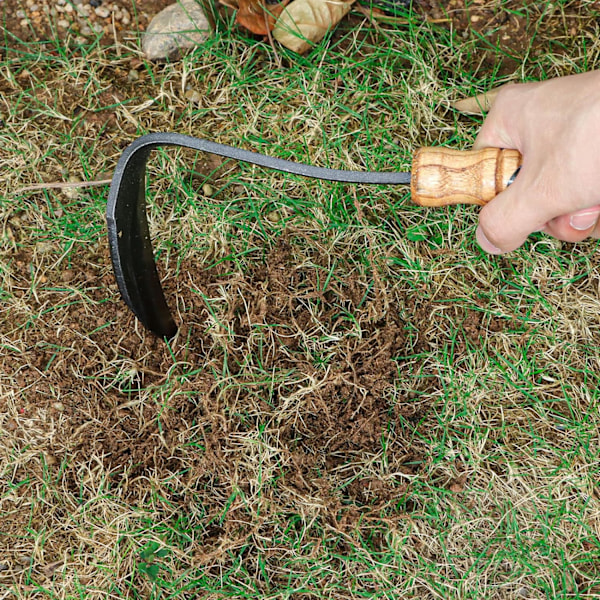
[473,71,600,254]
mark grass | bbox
[2,0,600,598]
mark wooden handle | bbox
[411,147,522,207]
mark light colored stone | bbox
[184,88,202,104]
[142,0,210,61]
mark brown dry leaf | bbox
[448,473,468,493]
[41,560,65,578]
[451,86,505,115]
[235,0,288,34]
[273,0,354,53]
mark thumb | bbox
[475,172,547,254]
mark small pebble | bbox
[202,183,213,196]
[36,241,55,254]
[95,6,110,18]
[60,270,75,283]
[184,88,202,104]
[45,454,58,466]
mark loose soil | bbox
[3,234,450,507]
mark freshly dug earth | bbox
[4,236,448,503]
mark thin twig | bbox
[15,179,113,194]
[264,7,282,69]
[354,5,450,25]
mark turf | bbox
[2,1,600,598]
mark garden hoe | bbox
[106,132,521,339]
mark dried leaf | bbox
[41,560,65,578]
[451,86,504,115]
[273,0,353,53]
[448,473,468,493]
[236,0,287,34]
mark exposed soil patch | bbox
[2,0,173,47]
[1,221,515,541]
[2,234,440,509]
[422,0,600,75]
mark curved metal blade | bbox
[106,132,411,338]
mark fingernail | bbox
[570,210,600,231]
[476,226,503,255]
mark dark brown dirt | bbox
[422,0,600,76]
[5,239,410,482]
[1,224,513,521]
[1,0,173,47]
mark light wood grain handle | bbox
[411,147,522,207]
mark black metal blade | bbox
[106,132,411,338]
